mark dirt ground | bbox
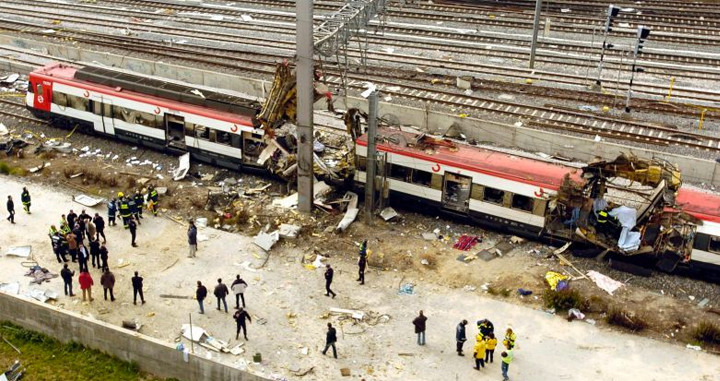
[1,166,720,380]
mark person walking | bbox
[412,310,427,346]
[187,221,197,258]
[456,319,468,356]
[107,198,117,227]
[196,281,207,314]
[66,231,78,262]
[231,275,248,309]
[77,243,89,272]
[501,345,514,381]
[214,278,229,313]
[324,264,336,298]
[6,195,15,224]
[128,216,138,247]
[485,332,498,364]
[20,187,31,214]
[78,270,94,302]
[233,307,252,340]
[357,241,367,285]
[100,267,116,302]
[93,213,106,243]
[99,243,109,270]
[132,271,145,305]
[60,264,75,296]
[321,322,338,359]
[473,336,487,370]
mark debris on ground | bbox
[329,307,365,320]
[25,288,59,303]
[336,192,359,232]
[254,229,279,251]
[278,224,301,239]
[0,282,20,295]
[173,153,190,180]
[398,283,414,295]
[380,207,398,221]
[587,270,624,295]
[545,271,569,291]
[5,246,32,258]
[567,308,585,321]
[453,235,480,250]
[25,267,57,285]
[73,194,105,207]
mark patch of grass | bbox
[126,177,137,189]
[0,161,11,175]
[63,166,78,179]
[691,321,720,345]
[542,289,587,311]
[606,307,648,332]
[487,286,512,298]
[8,166,27,177]
[584,295,609,313]
[0,322,165,380]
[38,151,57,160]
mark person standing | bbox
[51,231,68,263]
[501,345,514,381]
[321,322,338,359]
[187,221,197,258]
[128,216,138,247]
[132,271,145,305]
[127,196,139,226]
[231,275,248,309]
[134,190,145,220]
[196,281,207,314]
[6,195,15,224]
[233,307,252,340]
[100,267,116,302]
[93,213,106,243]
[214,278,229,313]
[118,195,130,229]
[324,264,336,298]
[78,270,94,302]
[66,231,78,262]
[147,186,159,217]
[60,264,75,296]
[473,337,487,370]
[99,243,109,270]
[86,219,96,243]
[485,333,498,364]
[357,241,367,285]
[504,327,516,349]
[412,310,427,346]
[107,198,117,226]
[456,319,468,356]
[67,209,77,229]
[20,187,31,214]
[77,243,89,272]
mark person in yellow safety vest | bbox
[119,197,131,229]
[49,225,58,237]
[147,186,159,216]
[134,190,145,220]
[503,327,516,349]
[473,337,487,370]
[596,209,619,237]
[21,187,31,214]
[485,332,498,364]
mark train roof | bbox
[31,63,258,126]
[675,186,720,223]
[357,128,582,190]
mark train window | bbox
[512,194,533,212]
[471,184,484,200]
[483,187,505,204]
[103,103,112,118]
[27,82,33,93]
[67,94,89,112]
[195,125,209,140]
[136,111,157,128]
[709,236,720,254]
[217,131,232,146]
[52,91,68,107]
[412,170,432,186]
[113,105,131,122]
[184,122,195,136]
[209,129,217,142]
[356,156,367,171]
[389,164,411,182]
[36,84,43,96]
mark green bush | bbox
[606,307,648,332]
[0,161,10,175]
[542,288,586,311]
[691,321,720,345]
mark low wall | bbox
[0,292,266,381]
[2,35,718,186]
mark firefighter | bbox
[20,187,31,214]
[118,193,131,229]
[147,186,159,217]
[595,209,620,238]
[127,195,140,226]
[133,190,145,220]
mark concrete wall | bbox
[0,293,266,381]
[2,35,718,186]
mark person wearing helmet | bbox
[118,196,131,229]
[107,198,117,226]
[147,186,159,216]
[133,190,145,220]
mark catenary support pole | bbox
[365,91,379,224]
[296,1,314,213]
[529,0,542,69]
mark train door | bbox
[101,98,115,135]
[33,80,52,112]
[165,114,186,149]
[442,172,472,213]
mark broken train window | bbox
[483,186,505,205]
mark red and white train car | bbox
[26,63,266,170]
[355,128,720,274]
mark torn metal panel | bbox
[5,246,32,258]
[173,152,190,181]
[73,194,105,207]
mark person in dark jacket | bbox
[456,320,468,356]
[231,274,248,309]
[132,271,145,305]
[67,209,77,228]
[128,216,138,247]
[89,239,101,268]
[133,190,144,220]
[188,221,197,258]
[233,307,252,340]
[107,198,117,226]
[100,267,116,301]
[77,243,89,272]
[6,195,15,224]
[60,264,75,296]
[93,213,106,242]
[324,264,336,298]
[127,198,139,226]
[147,186,159,216]
[322,322,338,359]
[413,310,428,346]
[196,281,207,314]
[214,278,229,313]
[20,187,31,214]
[357,250,367,285]
[99,243,109,270]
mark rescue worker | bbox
[127,196,139,226]
[107,198,118,226]
[595,209,620,237]
[473,336,486,370]
[147,186,159,216]
[133,190,144,220]
[20,187,31,214]
[118,193,131,229]
[503,327,516,349]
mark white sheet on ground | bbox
[587,270,624,295]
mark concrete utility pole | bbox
[529,0,542,69]
[295,1,314,213]
[364,91,379,224]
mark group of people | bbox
[49,208,108,268]
[195,275,251,340]
[108,186,160,247]
[454,319,516,381]
[5,187,31,223]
